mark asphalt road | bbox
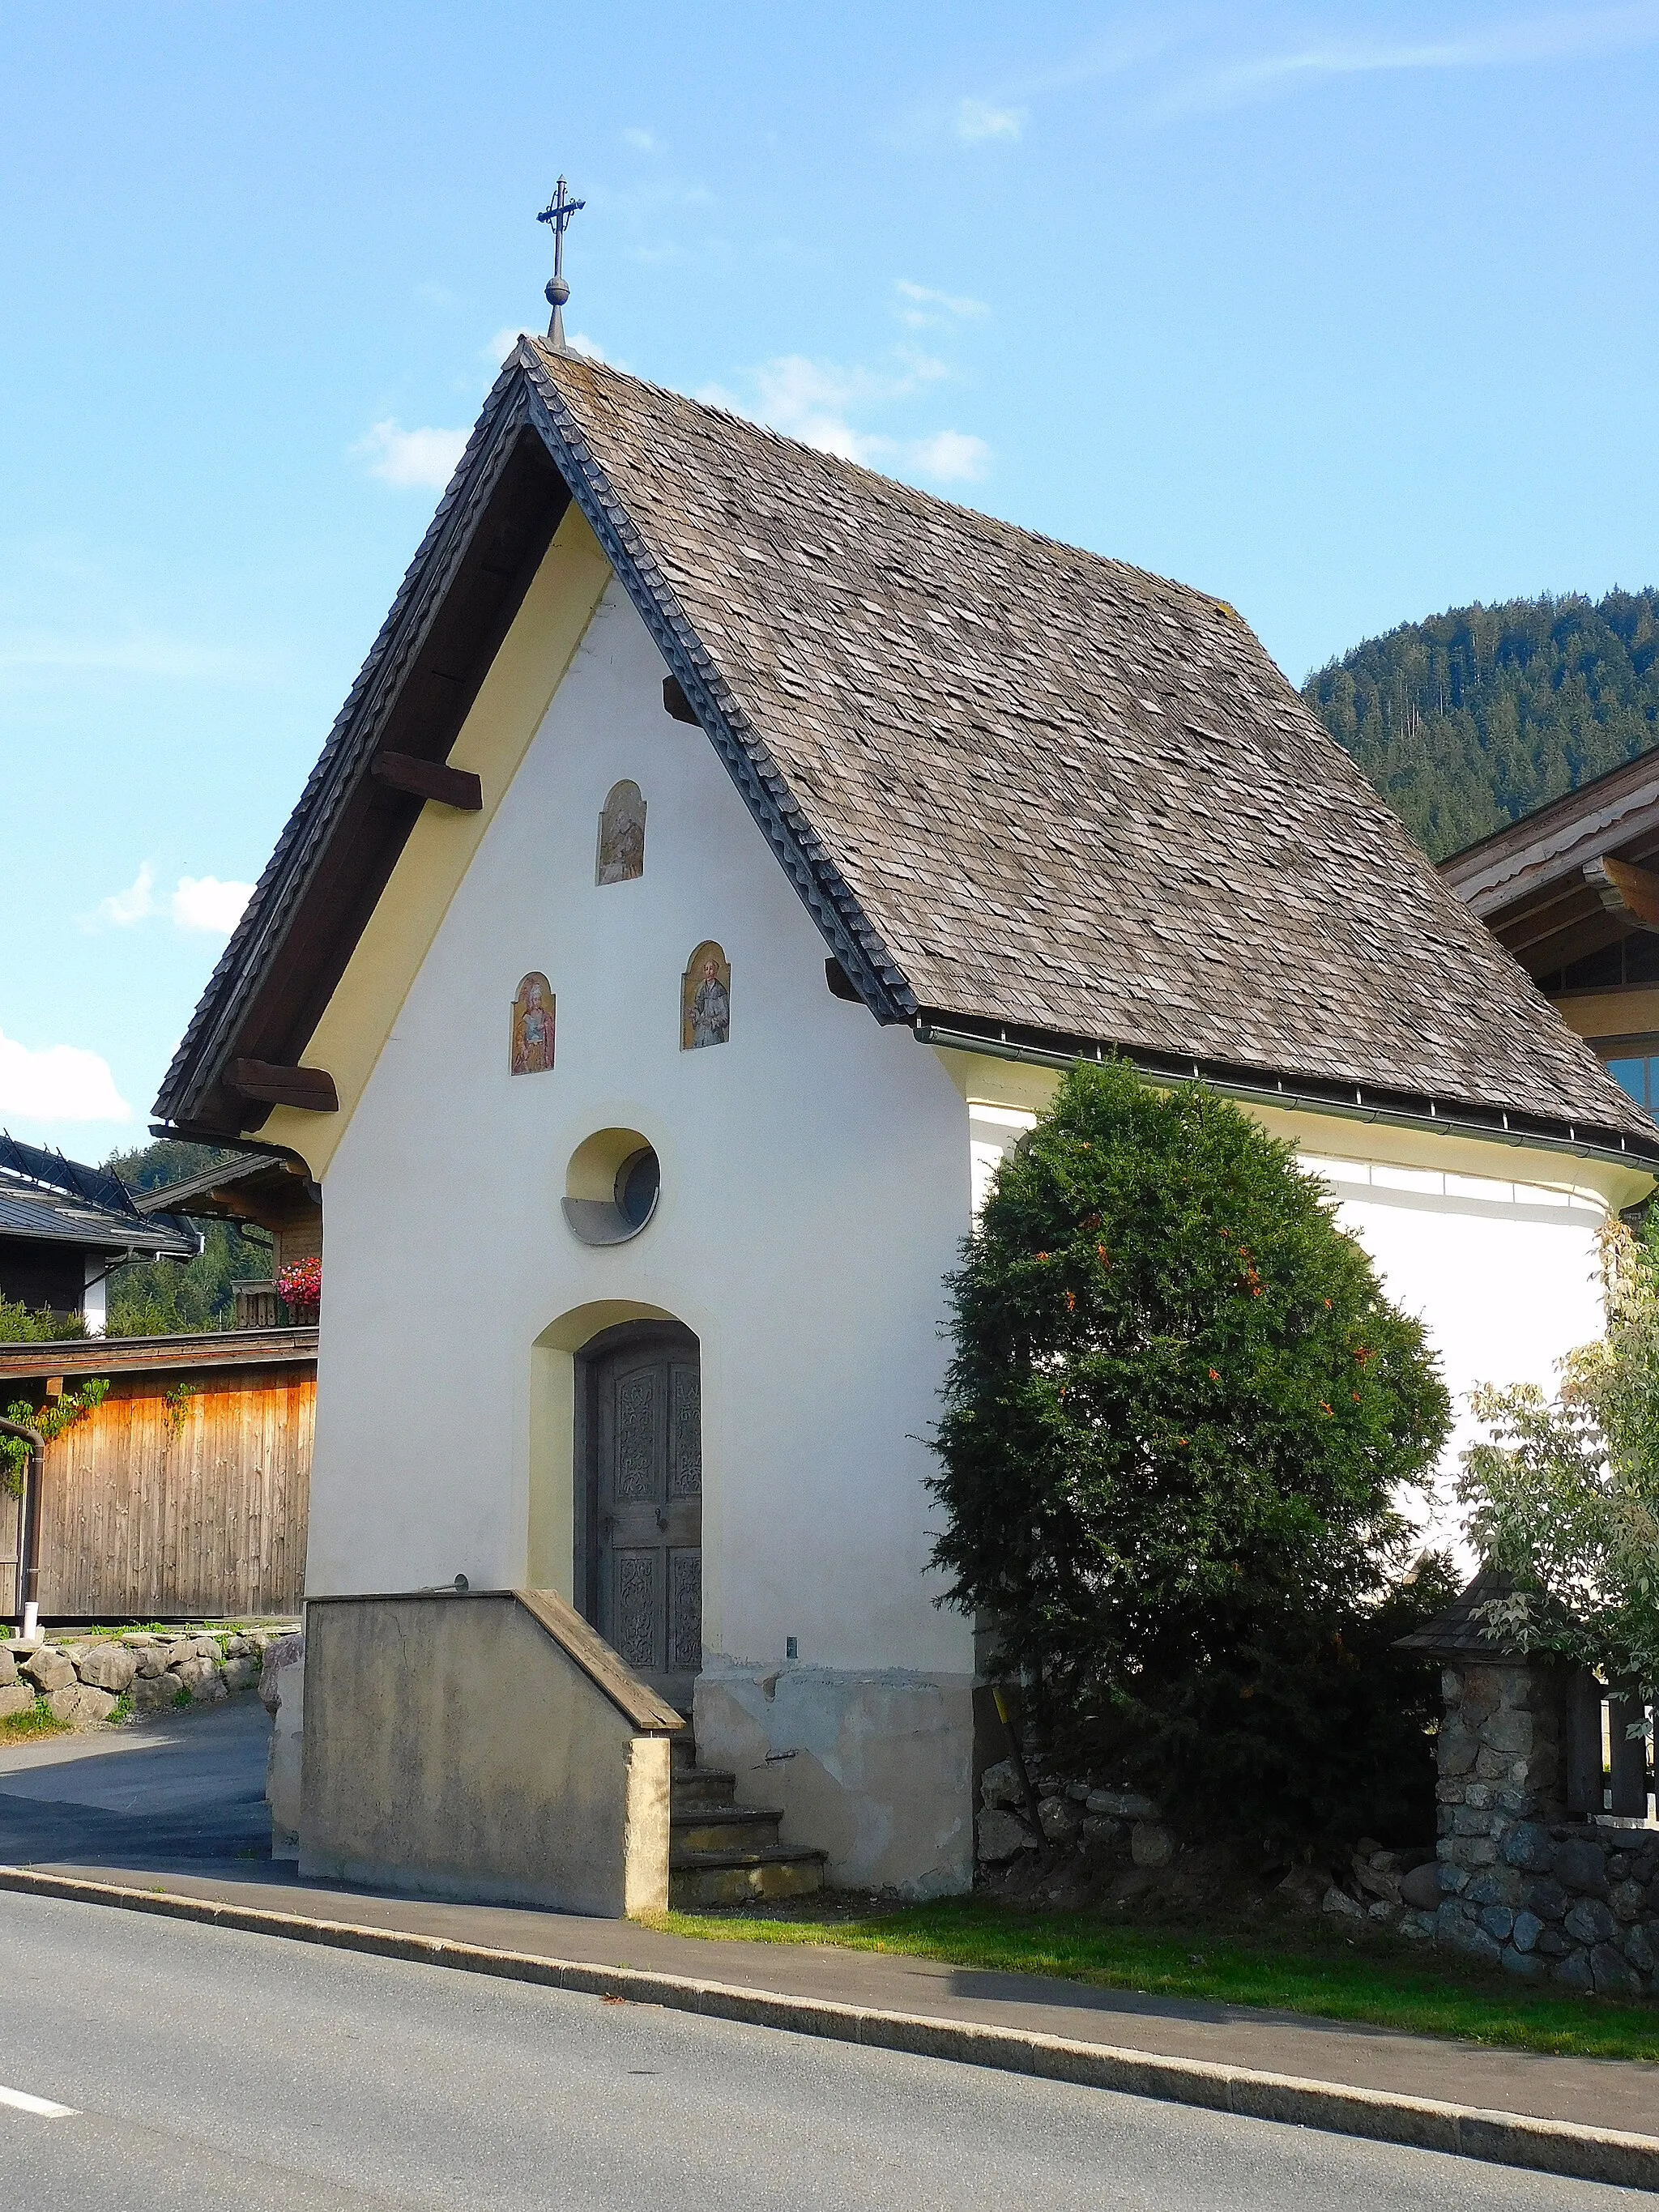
[0,1888,1648,2211]
[0,1694,272,1869]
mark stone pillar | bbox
[1430,1653,1567,1968]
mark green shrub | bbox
[930,1059,1453,1848]
[0,1295,87,1344]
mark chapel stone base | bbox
[299,1588,681,1917]
[693,1657,975,1897]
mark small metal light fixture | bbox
[453,1573,470,1593]
[785,1635,799,1661]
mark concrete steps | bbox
[667,1734,825,1908]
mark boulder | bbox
[222,1634,253,1658]
[0,1683,34,1719]
[1086,1788,1157,1819]
[130,1673,183,1715]
[22,1647,75,1694]
[0,1644,15,1687]
[1555,1838,1609,1896]
[1552,1950,1594,1989]
[1564,1898,1616,1946]
[1080,1814,1122,1849]
[1480,1905,1515,1942]
[133,1647,173,1677]
[174,1654,226,1702]
[976,1808,1036,1863]
[1500,1822,1555,1873]
[1501,1946,1548,1980]
[1037,1795,1080,1843]
[75,1645,136,1694]
[1130,1821,1173,1868]
[1321,1886,1365,1921]
[45,1682,116,1728]
[1610,1879,1646,1924]
[1511,1909,1544,1954]
[1623,1923,1657,1976]
[1591,1941,1643,1996]
[1398,1860,1444,1912]
[221,1654,260,1694]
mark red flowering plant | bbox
[930,1056,1454,1848]
[276,1256,322,1315]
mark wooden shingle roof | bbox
[156,344,1659,1159]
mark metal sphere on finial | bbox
[545,275,569,309]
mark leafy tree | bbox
[1304,589,1659,859]
[0,1296,87,1344]
[930,1059,1453,1845]
[1460,1218,1659,1694]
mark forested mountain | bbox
[1302,590,1659,861]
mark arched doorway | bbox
[576,1319,702,1711]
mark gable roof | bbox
[1438,745,1659,980]
[156,343,1658,1164]
[0,1135,197,1263]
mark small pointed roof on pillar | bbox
[1394,1564,1529,1660]
[537,175,585,354]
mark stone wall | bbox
[0,1626,290,1730]
[1413,1656,1659,1993]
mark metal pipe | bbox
[1,1413,45,1638]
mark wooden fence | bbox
[0,1345,313,1622]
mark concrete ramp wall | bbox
[300,1588,682,1916]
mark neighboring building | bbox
[134,1152,322,1327]
[152,343,1659,1901]
[0,1327,314,1623]
[1439,748,1659,1114]
[0,1135,198,1335]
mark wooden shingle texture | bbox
[527,345,1651,1143]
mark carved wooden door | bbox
[590,1327,702,1711]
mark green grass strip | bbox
[653,1897,1659,2065]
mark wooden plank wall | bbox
[14,1370,313,1621]
[0,1481,20,1619]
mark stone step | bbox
[670,1733,700,1771]
[668,1844,828,1911]
[672,1805,786,1856]
[669,1766,737,1809]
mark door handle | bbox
[655,1507,668,1532]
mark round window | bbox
[563,1128,661,1246]
[616,1147,660,1230]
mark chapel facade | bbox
[156,341,1659,1903]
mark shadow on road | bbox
[0,1696,274,1873]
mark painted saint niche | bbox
[596,779,646,885]
[510,973,556,1076]
[681,941,731,1051]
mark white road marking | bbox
[0,2082,78,2118]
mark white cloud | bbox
[96,862,156,927]
[708,355,992,488]
[170,876,254,934]
[352,420,469,491]
[623,126,658,151]
[566,330,608,361]
[894,279,989,330]
[87,864,251,936]
[1158,2,1659,117]
[906,430,992,484]
[487,326,540,364]
[0,1026,130,1124]
[956,96,1026,142]
[415,280,458,309]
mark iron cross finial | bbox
[536,176,586,352]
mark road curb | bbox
[2,1862,1656,2192]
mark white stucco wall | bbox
[309,578,975,1696]
[1308,1154,1608,1555]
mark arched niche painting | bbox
[595,779,646,885]
[510,973,556,1076]
[680,941,731,1051]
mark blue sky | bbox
[3,0,1657,1159]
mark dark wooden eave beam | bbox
[226,1059,339,1113]
[1585,855,1659,933]
[370,751,483,811]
